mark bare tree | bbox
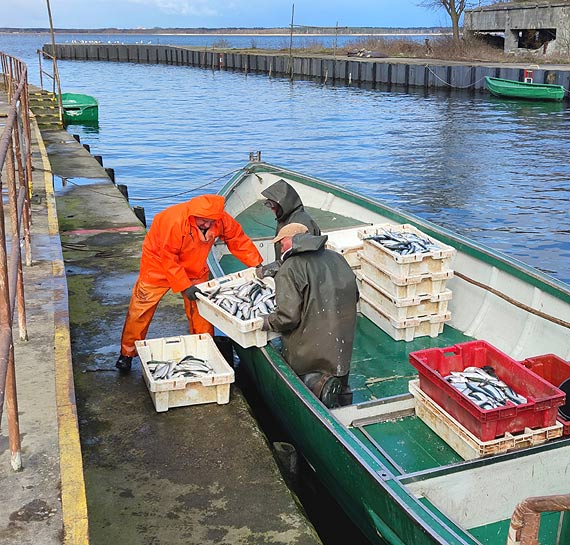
[419,0,470,42]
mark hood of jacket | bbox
[285,233,328,259]
[186,194,225,220]
[261,180,303,221]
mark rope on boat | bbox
[60,168,244,202]
[129,168,244,201]
[424,65,487,89]
[454,271,570,329]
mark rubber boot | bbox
[337,373,353,406]
[301,372,341,409]
[115,354,132,372]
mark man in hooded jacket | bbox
[257,179,321,278]
[262,223,358,407]
[116,194,262,371]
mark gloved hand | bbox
[183,285,203,301]
[255,260,282,279]
[261,314,271,331]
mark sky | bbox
[6,1,450,30]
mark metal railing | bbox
[508,494,570,545]
[37,48,63,121]
[0,51,33,471]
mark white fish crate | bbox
[195,267,279,349]
[359,252,453,299]
[359,293,450,342]
[135,334,235,413]
[358,224,456,278]
[357,271,452,321]
[325,226,365,269]
[408,380,563,460]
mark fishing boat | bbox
[485,76,565,102]
[60,92,99,125]
[207,160,570,545]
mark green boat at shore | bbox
[60,92,98,124]
[208,160,570,545]
[485,76,565,102]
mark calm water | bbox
[3,32,569,285]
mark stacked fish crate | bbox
[356,223,456,341]
[407,341,565,459]
[324,227,365,273]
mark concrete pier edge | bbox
[35,118,90,545]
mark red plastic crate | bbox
[409,340,565,441]
[522,354,570,436]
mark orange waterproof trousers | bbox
[120,276,213,358]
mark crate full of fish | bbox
[522,353,570,436]
[195,267,279,349]
[357,271,452,321]
[358,224,455,278]
[359,252,453,299]
[409,340,565,441]
[409,380,563,460]
[135,334,235,413]
[359,293,450,342]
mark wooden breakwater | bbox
[45,43,570,97]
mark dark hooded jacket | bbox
[267,233,358,377]
[261,179,321,259]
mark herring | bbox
[147,355,213,381]
[202,279,276,321]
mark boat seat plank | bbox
[352,416,462,474]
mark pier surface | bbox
[0,90,321,545]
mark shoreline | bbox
[0,31,450,37]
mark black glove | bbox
[256,260,282,279]
[183,285,203,301]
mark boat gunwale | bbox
[397,434,570,486]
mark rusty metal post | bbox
[5,346,21,471]
[0,187,13,428]
[0,51,31,471]
[18,79,33,266]
[6,134,28,341]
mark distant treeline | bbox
[1,26,448,35]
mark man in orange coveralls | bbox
[116,194,262,371]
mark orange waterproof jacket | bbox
[139,195,262,292]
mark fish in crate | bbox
[202,278,276,321]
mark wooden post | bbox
[288,3,295,80]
